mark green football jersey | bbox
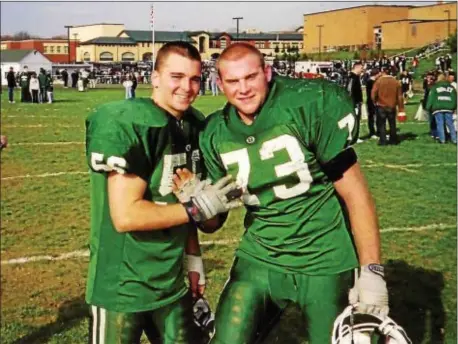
[200,76,358,275]
[85,98,205,312]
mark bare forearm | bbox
[112,200,190,232]
[334,163,381,265]
[186,226,201,255]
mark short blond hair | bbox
[437,73,446,82]
[216,42,265,75]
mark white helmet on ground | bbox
[332,306,412,344]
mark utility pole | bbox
[317,25,324,60]
[64,25,72,63]
[232,17,243,41]
[72,33,78,63]
[444,10,450,38]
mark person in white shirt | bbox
[29,73,40,103]
[123,74,133,99]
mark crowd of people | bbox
[6,66,54,104]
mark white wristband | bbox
[187,254,205,285]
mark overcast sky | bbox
[1,1,436,37]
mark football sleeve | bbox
[86,108,151,181]
[312,83,358,164]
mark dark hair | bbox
[216,42,265,74]
[154,41,201,71]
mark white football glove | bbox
[174,175,208,203]
[349,264,389,317]
[182,175,243,223]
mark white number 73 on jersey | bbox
[220,134,313,205]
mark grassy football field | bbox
[1,80,456,344]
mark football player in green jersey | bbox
[85,41,240,344]
[195,43,388,343]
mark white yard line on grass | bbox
[10,141,84,146]
[362,162,456,173]
[1,223,454,266]
[2,171,89,180]
[3,125,81,128]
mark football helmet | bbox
[193,296,215,336]
[332,306,412,344]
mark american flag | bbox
[150,4,154,30]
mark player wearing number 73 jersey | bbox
[200,43,388,343]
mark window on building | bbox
[64,46,68,54]
[57,46,61,53]
[411,25,417,37]
[50,46,54,53]
[83,52,91,62]
[100,51,114,61]
[199,36,206,53]
[220,38,227,49]
[121,52,135,62]
[43,46,48,53]
[210,40,217,48]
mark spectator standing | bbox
[123,75,133,99]
[71,70,78,88]
[426,74,457,144]
[200,71,207,95]
[346,62,364,143]
[6,67,16,103]
[19,66,30,103]
[445,54,452,71]
[38,68,47,103]
[61,69,69,88]
[400,70,412,103]
[131,73,137,99]
[371,68,405,145]
[45,72,54,104]
[88,70,96,89]
[208,67,219,96]
[365,68,380,139]
[29,73,40,103]
[423,73,438,139]
[412,56,419,74]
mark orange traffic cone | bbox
[397,111,407,122]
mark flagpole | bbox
[150,4,155,71]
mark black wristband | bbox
[183,200,203,225]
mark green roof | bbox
[211,32,302,41]
[0,49,35,63]
[81,37,136,45]
[120,30,194,43]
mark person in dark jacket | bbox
[6,67,17,103]
[131,73,137,99]
[346,62,363,143]
[38,68,47,103]
[365,68,380,138]
[61,69,69,88]
[19,66,31,103]
[71,70,78,88]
